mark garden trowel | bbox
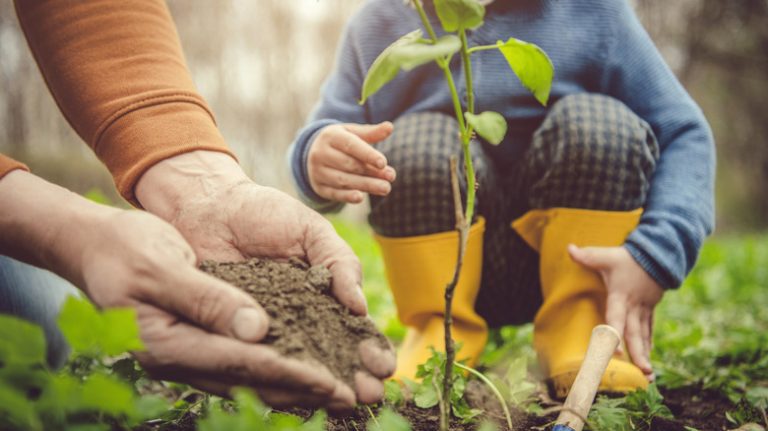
[552,324,622,431]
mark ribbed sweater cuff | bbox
[624,239,681,290]
[97,101,235,207]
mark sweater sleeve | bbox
[603,2,715,289]
[0,154,29,181]
[14,0,235,207]
[288,17,371,212]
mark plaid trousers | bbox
[369,94,660,327]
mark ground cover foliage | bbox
[0,222,766,430]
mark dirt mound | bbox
[200,257,388,387]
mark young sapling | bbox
[360,0,554,429]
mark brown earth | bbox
[199,257,389,388]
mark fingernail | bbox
[386,168,397,181]
[232,307,268,342]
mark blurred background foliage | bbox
[0,0,766,233]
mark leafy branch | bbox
[359,0,553,429]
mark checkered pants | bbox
[368,94,660,327]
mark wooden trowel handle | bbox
[552,324,621,431]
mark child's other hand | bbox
[567,244,664,382]
[308,122,396,203]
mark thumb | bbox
[343,122,394,144]
[567,244,616,271]
[148,266,270,342]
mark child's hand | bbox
[568,244,664,381]
[307,122,396,204]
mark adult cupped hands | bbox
[132,150,395,409]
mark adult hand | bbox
[135,150,395,404]
[568,244,664,381]
[74,211,362,409]
[0,170,361,409]
[307,122,396,204]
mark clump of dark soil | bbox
[200,257,389,388]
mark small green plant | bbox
[0,296,167,430]
[410,348,482,423]
[359,1,553,428]
[586,384,673,431]
[367,407,413,431]
[197,389,325,431]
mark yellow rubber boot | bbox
[512,208,649,398]
[375,219,488,381]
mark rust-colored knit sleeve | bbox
[0,153,29,181]
[14,0,235,206]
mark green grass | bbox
[333,219,768,427]
[1,217,766,430]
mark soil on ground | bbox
[199,257,389,388]
[153,258,749,430]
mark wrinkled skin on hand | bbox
[135,150,396,407]
[73,210,362,409]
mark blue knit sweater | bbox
[288,0,715,289]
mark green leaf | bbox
[0,314,47,365]
[434,0,485,32]
[198,390,266,431]
[746,386,768,410]
[477,420,500,431]
[0,385,43,431]
[414,379,439,408]
[360,30,461,104]
[384,380,405,406]
[57,296,144,357]
[100,308,144,355]
[496,37,554,106]
[367,407,412,431]
[128,395,169,425]
[452,398,481,421]
[465,111,507,145]
[80,374,135,416]
[588,396,631,431]
[301,410,327,431]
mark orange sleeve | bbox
[14,0,236,206]
[0,154,29,180]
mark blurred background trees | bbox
[0,0,765,233]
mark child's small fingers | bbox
[605,293,628,345]
[344,121,394,144]
[641,309,652,358]
[331,131,387,169]
[315,168,392,197]
[363,164,396,182]
[626,309,652,374]
[322,149,396,183]
[315,185,364,204]
[323,148,369,176]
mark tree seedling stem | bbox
[359,1,553,429]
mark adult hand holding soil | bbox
[308,122,396,203]
[0,169,356,409]
[568,244,664,381]
[135,150,396,403]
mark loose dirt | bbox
[200,257,389,388]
